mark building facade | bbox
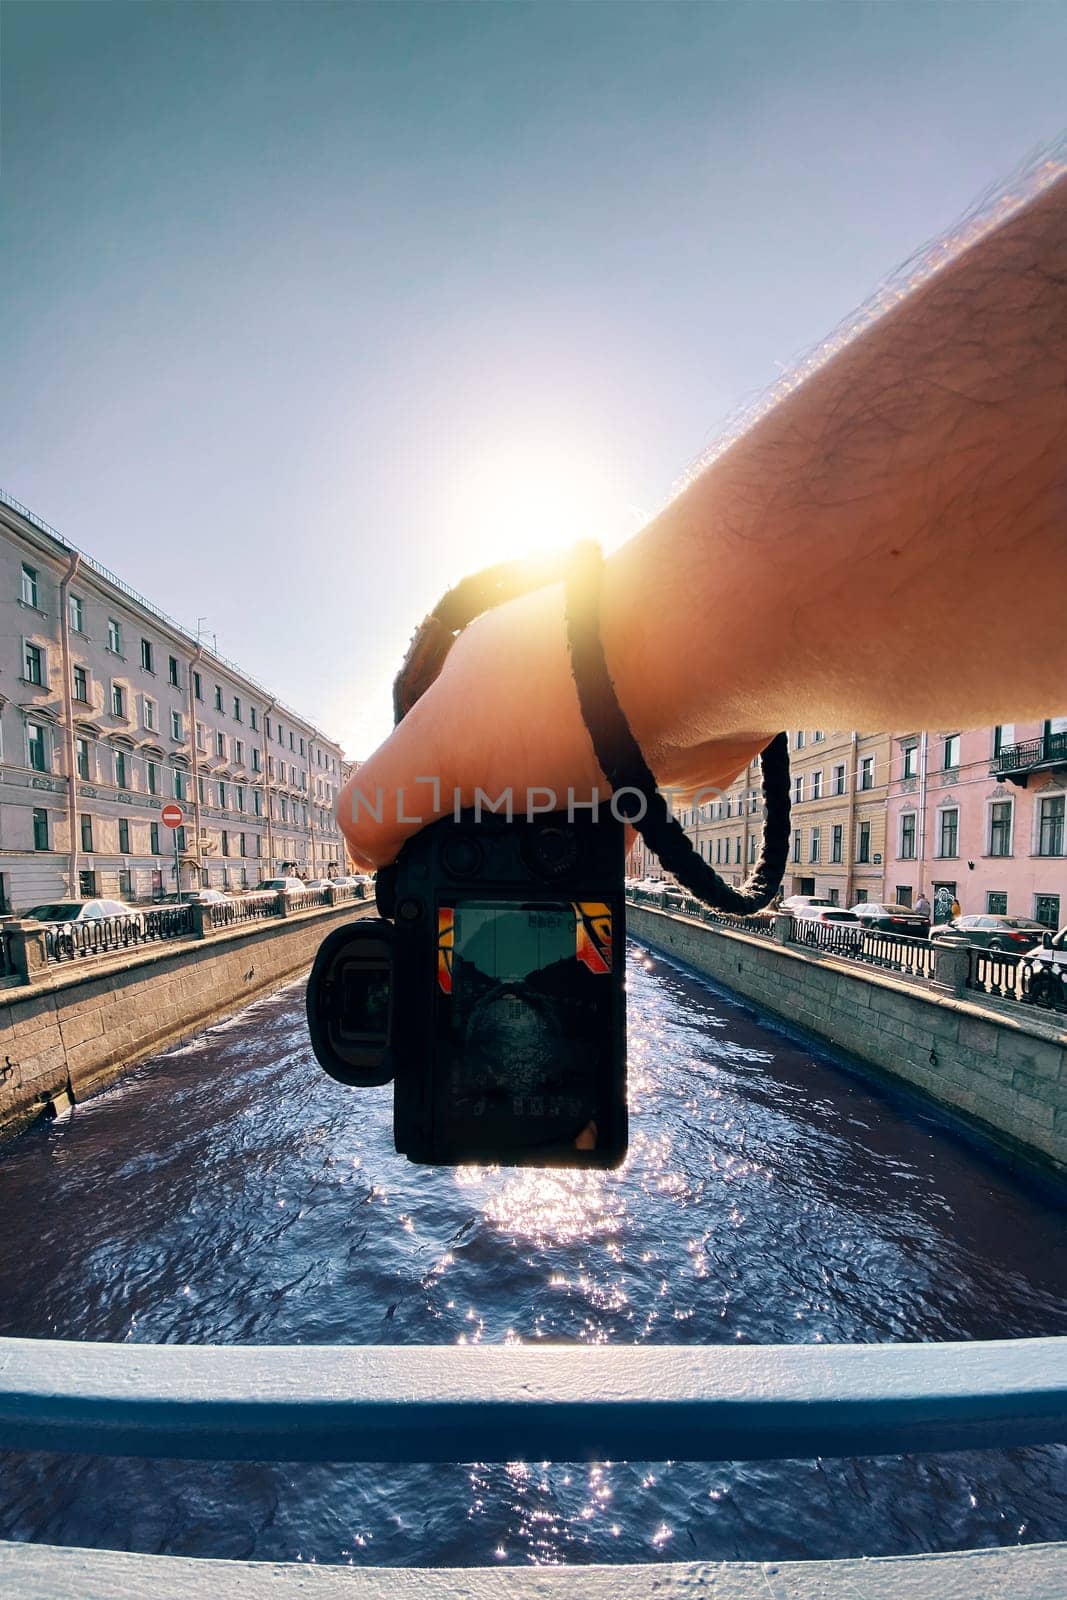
[885,721,1067,927]
[0,493,348,911]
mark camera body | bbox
[307,809,627,1168]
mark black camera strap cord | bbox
[393,540,790,915]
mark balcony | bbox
[991,730,1067,786]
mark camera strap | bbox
[393,542,790,915]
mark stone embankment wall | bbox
[628,903,1067,1179]
[0,902,371,1137]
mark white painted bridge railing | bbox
[1,1337,1066,1596]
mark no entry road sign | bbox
[161,804,185,829]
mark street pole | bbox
[174,828,182,905]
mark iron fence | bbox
[285,888,331,913]
[966,947,1067,1014]
[207,895,282,930]
[789,917,864,958]
[43,909,191,964]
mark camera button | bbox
[441,835,484,878]
[396,897,423,922]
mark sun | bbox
[443,441,646,576]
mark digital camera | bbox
[306,809,627,1168]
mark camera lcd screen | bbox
[434,899,615,1157]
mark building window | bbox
[168,655,180,687]
[289,731,295,751]
[119,869,133,899]
[73,664,88,702]
[299,737,305,757]
[140,639,154,672]
[215,731,226,758]
[107,617,122,654]
[115,750,129,789]
[174,768,187,801]
[813,730,824,743]
[80,813,94,852]
[833,764,846,796]
[854,888,869,905]
[792,830,801,863]
[903,744,918,779]
[1038,795,1065,857]
[221,830,230,857]
[900,813,916,859]
[987,891,1008,915]
[268,756,275,780]
[937,807,959,858]
[233,696,242,721]
[69,593,84,631]
[857,821,871,864]
[193,671,203,701]
[250,707,258,731]
[118,817,130,853]
[76,737,91,781]
[171,709,183,741]
[175,826,187,853]
[810,827,821,863]
[198,776,205,804]
[32,808,49,850]
[254,790,263,817]
[989,800,1013,857]
[239,832,247,857]
[214,685,224,711]
[21,563,39,608]
[147,760,158,795]
[992,725,1015,758]
[219,782,227,808]
[265,715,272,739]
[860,757,874,791]
[234,739,243,766]
[27,722,48,772]
[252,749,261,772]
[150,823,161,854]
[793,775,804,804]
[795,730,805,749]
[196,722,206,752]
[811,770,822,800]
[748,834,757,864]
[143,696,156,731]
[280,797,288,824]
[944,734,960,770]
[111,683,126,718]
[236,787,245,812]
[723,837,730,865]
[1035,894,1061,930]
[24,642,45,685]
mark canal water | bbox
[0,943,1065,1567]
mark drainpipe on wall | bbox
[59,552,82,897]
[187,645,204,891]
[917,730,929,901]
[262,701,275,874]
[843,731,859,906]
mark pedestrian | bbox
[951,896,962,919]
[914,891,931,918]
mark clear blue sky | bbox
[2,2,1064,755]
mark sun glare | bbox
[445,444,645,575]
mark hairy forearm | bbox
[603,168,1067,760]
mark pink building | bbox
[885,720,1067,929]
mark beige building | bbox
[628,729,891,906]
[0,492,348,911]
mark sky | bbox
[2,1,1065,757]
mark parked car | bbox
[930,914,1049,952]
[788,902,858,926]
[1022,925,1067,1007]
[24,899,139,925]
[302,879,335,892]
[781,895,833,915]
[848,901,931,939]
[156,888,229,906]
[258,876,309,894]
